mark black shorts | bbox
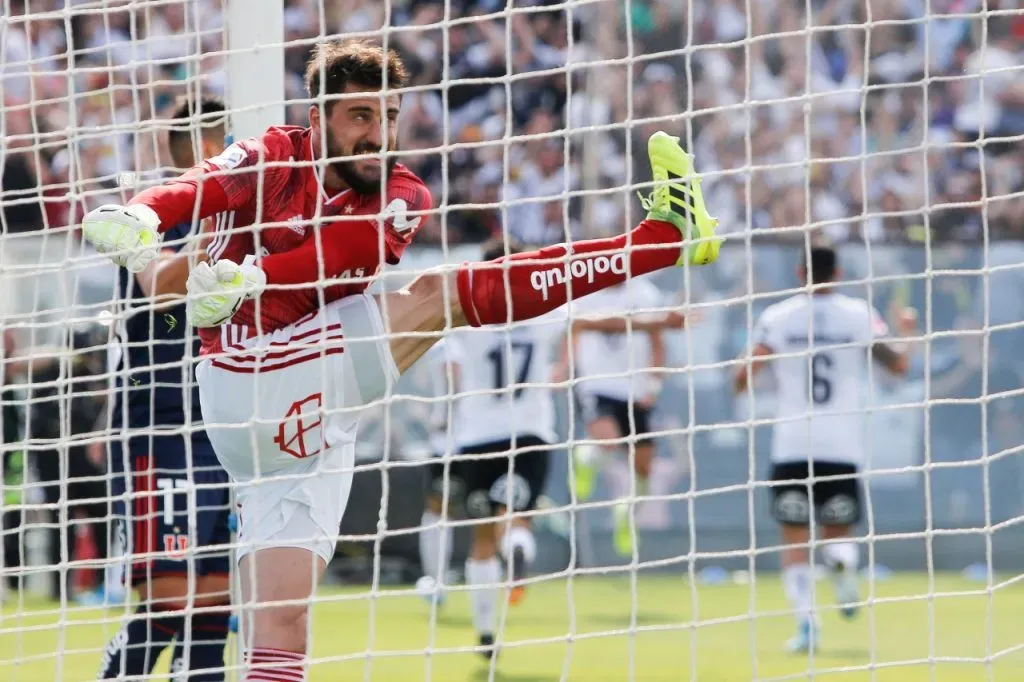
[424,454,465,503]
[458,436,551,519]
[769,461,862,527]
[585,394,654,443]
[110,431,231,586]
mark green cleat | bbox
[571,445,598,502]
[641,131,721,266]
[612,503,636,557]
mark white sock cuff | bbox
[783,562,812,578]
[823,541,859,570]
[574,444,600,465]
[465,557,502,586]
[500,525,537,564]
[782,561,814,620]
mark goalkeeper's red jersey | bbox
[129,126,431,356]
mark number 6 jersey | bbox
[445,320,565,448]
[751,293,889,467]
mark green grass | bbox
[2,573,1022,681]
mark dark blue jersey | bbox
[110,221,203,431]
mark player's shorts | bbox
[769,461,862,527]
[196,294,397,564]
[459,436,551,519]
[109,431,231,587]
[425,454,465,503]
[583,393,654,444]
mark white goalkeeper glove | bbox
[186,257,267,328]
[82,204,163,272]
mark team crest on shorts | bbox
[274,393,326,459]
[488,473,532,512]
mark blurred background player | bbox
[440,239,564,659]
[566,276,684,556]
[13,324,110,603]
[734,244,917,654]
[415,338,462,607]
[99,96,232,681]
[1,330,26,603]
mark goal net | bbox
[2,0,1023,680]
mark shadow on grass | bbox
[434,612,570,629]
[469,667,556,682]
[583,611,681,627]
[816,646,871,661]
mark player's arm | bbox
[135,219,215,301]
[135,245,209,301]
[735,309,778,395]
[257,177,432,287]
[432,353,462,397]
[552,332,573,383]
[640,328,668,406]
[3,346,60,381]
[571,310,688,334]
[82,138,269,272]
[870,304,917,376]
[183,170,431,328]
[429,356,461,433]
[734,343,773,395]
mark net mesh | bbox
[2,0,1024,680]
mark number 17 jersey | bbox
[445,320,564,448]
[752,293,889,467]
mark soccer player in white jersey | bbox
[82,36,720,675]
[568,276,685,555]
[442,239,567,658]
[414,339,461,607]
[734,245,916,654]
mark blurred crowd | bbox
[1,0,1022,248]
[1,324,110,600]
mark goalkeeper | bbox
[83,39,720,680]
[98,96,233,681]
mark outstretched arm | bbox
[734,342,773,394]
[571,310,688,334]
[84,139,266,272]
[129,140,265,234]
[128,172,232,235]
[870,305,917,376]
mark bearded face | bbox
[315,85,402,196]
[323,123,398,195]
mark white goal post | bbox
[1,0,1023,681]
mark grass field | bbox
[2,573,1022,681]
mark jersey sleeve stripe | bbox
[207,211,235,261]
[207,212,225,260]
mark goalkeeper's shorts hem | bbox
[232,443,356,566]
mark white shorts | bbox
[196,294,398,563]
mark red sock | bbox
[457,219,681,326]
[245,647,305,681]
